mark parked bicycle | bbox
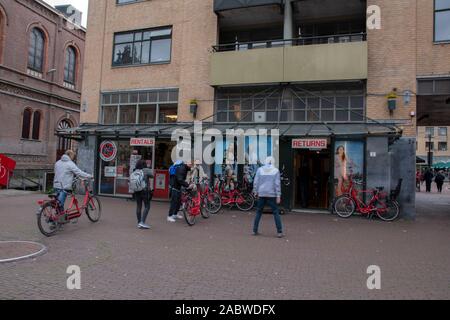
[333,175,401,221]
[180,184,209,226]
[198,177,222,214]
[36,178,101,236]
[214,175,255,211]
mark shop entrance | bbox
[293,148,331,210]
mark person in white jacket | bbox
[53,150,92,213]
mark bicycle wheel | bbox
[333,195,356,218]
[376,200,400,222]
[183,202,196,226]
[236,192,255,211]
[85,196,102,222]
[200,202,210,219]
[205,192,222,214]
[37,202,59,237]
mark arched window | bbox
[28,28,45,72]
[21,108,32,139]
[32,110,41,140]
[57,119,73,160]
[64,46,76,84]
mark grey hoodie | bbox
[253,164,281,198]
[53,155,92,190]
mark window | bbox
[28,28,45,72]
[435,0,450,42]
[438,127,448,136]
[21,108,32,139]
[101,89,178,124]
[116,0,141,4]
[32,111,41,140]
[113,27,172,66]
[426,142,435,150]
[64,46,76,84]
[425,127,435,137]
[438,142,448,151]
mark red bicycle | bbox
[180,184,209,226]
[214,175,255,211]
[333,175,400,221]
[36,178,101,236]
[198,177,222,214]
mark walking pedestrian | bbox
[130,160,153,229]
[435,170,445,193]
[252,157,284,238]
[424,168,434,193]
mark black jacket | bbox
[170,164,190,190]
[435,173,445,183]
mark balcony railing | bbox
[212,33,367,52]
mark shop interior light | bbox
[166,115,178,120]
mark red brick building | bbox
[0,0,85,188]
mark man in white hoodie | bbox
[53,150,92,214]
[252,156,284,238]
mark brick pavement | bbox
[0,192,449,300]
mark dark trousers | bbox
[253,197,283,234]
[135,190,150,224]
[426,181,432,192]
[169,188,181,217]
[436,182,444,193]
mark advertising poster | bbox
[334,141,364,197]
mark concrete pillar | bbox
[284,0,294,42]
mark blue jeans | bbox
[253,197,283,234]
[55,189,68,212]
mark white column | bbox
[283,0,294,42]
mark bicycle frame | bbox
[348,182,388,215]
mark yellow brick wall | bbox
[80,0,217,124]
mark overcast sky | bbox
[43,0,89,27]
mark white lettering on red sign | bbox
[130,138,155,146]
[292,139,327,149]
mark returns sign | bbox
[292,139,327,149]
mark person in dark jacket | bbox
[424,169,434,193]
[167,161,192,222]
[435,171,445,193]
[134,160,153,229]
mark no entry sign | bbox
[292,139,328,149]
[99,141,117,162]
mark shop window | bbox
[159,104,178,123]
[28,28,45,73]
[31,110,41,140]
[138,105,157,124]
[21,108,32,139]
[119,105,137,124]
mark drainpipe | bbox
[283,0,294,45]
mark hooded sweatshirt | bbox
[53,155,92,190]
[253,158,281,198]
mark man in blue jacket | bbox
[252,157,284,238]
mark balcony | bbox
[210,33,368,86]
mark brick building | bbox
[62,0,450,218]
[0,0,86,188]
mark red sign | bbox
[130,138,155,147]
[99,140,117,162]
[292,139,328,149]
[0,154,16,187]
[153,170,170,199]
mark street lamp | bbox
[426,132,433,169]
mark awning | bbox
[214,0,282,12]
[58,122,400,139]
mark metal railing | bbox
[212,32,367,52]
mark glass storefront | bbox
[98,138,175,197]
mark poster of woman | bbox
[334,141,364,196]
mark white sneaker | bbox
[176,213,184,219]
[167,216,176,223]
[138,223,150,229]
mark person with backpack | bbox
[129,160,153,229]
[168,160,192,222]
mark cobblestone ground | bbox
[0,189,449,300]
